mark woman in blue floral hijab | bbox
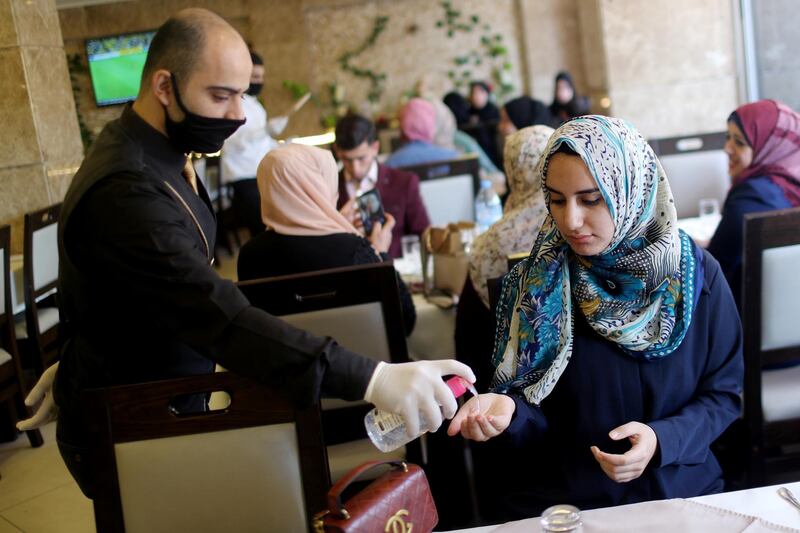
[449,116,743,517]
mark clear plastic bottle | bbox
[540,504,582,532]
[364,377,478,453]
[474,179,503,234]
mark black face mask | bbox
[164,73,246,154]
[246,83,263,97]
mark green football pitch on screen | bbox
[89,52,147,104]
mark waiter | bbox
[18,8,473,498]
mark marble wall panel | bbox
[0,163,50,253]
[23,45,84,163]
[601,0,734,87]
[610,77,738,139]
[519,0,586,103]
[0,0,20,48]
[0,48,41,168]
[10,0,63,47]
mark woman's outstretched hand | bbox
[591,421,658,483]
[447,393,515,441]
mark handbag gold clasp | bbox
[384,509,413,533]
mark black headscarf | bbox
[503,96,556,129]
[550,71,589,123]
[444,92,471,126]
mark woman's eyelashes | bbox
[549,196,603,206]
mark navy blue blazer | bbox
[493,247,743,516]
[707,176,792,310]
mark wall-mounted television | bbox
[85,30,155,107]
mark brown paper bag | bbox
[421,222,475,297]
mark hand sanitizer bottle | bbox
[364,376,478,453]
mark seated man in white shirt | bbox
[221,51,287,236]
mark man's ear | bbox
[370,140,380,153]
[151,69,173,107]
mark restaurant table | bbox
[677,213,722,248]
[407,293,456,361]
[441,481,800,532]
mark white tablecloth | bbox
[442,481,800,532]
[677,213,722,248]
[407,293,456,361]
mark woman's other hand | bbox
[591,421,658,483]
[369,212,395,254]
[447,392,515,441]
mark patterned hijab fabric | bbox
[490,116,698,405]
[468,125,554,307]
[732,99,800,206]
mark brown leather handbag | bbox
[313,460,438,533]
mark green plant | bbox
[436,1,515,99]
[337,15,390,104]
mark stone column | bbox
[0,0,83,252]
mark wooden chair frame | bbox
[741,206,800,485]
[86,372,329,532]
[0,224,43,447]
[21,203,61,375]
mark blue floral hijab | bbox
[490,116,697,405]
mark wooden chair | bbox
[741,206,800,486]
[85,371,328,533]
[398,155,481,226]
[0,225,43,447]
[238,263,415,480]
[17,203,61,376]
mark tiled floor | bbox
[0,423,94,532]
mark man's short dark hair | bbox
[250,51,263,66]
[335,114,377,150]
[141,16,207,90]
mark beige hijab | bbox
[258,144,359,236]
[468,125,554,307]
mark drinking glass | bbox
[698,198,721,218]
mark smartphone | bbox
[356,189,386,235]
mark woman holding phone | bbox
[237,144,416,334]
[448,116,743,519]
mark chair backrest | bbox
[398,156,481,226]
[649,132,729,219]
[741,207,800,445]
[23,203,60,298]
[238,263,409,444]
[86,372,329,533]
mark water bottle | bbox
[364,377,478,453]
[474,179,503,234]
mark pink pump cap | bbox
[446,376,469,398]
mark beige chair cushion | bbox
[327,438,406,483]
[762,364,800,423]
[761,244,800,351]
[419,175,475,226]
[14,306,59,340]
[0,348,11,366]
[114,424,308,533]
[32,223,58,291]
[15,306,59,340]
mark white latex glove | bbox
[16,362,59,431]
[364,360,476,438]
[267,116,289,137]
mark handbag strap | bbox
[326,460,409,518]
